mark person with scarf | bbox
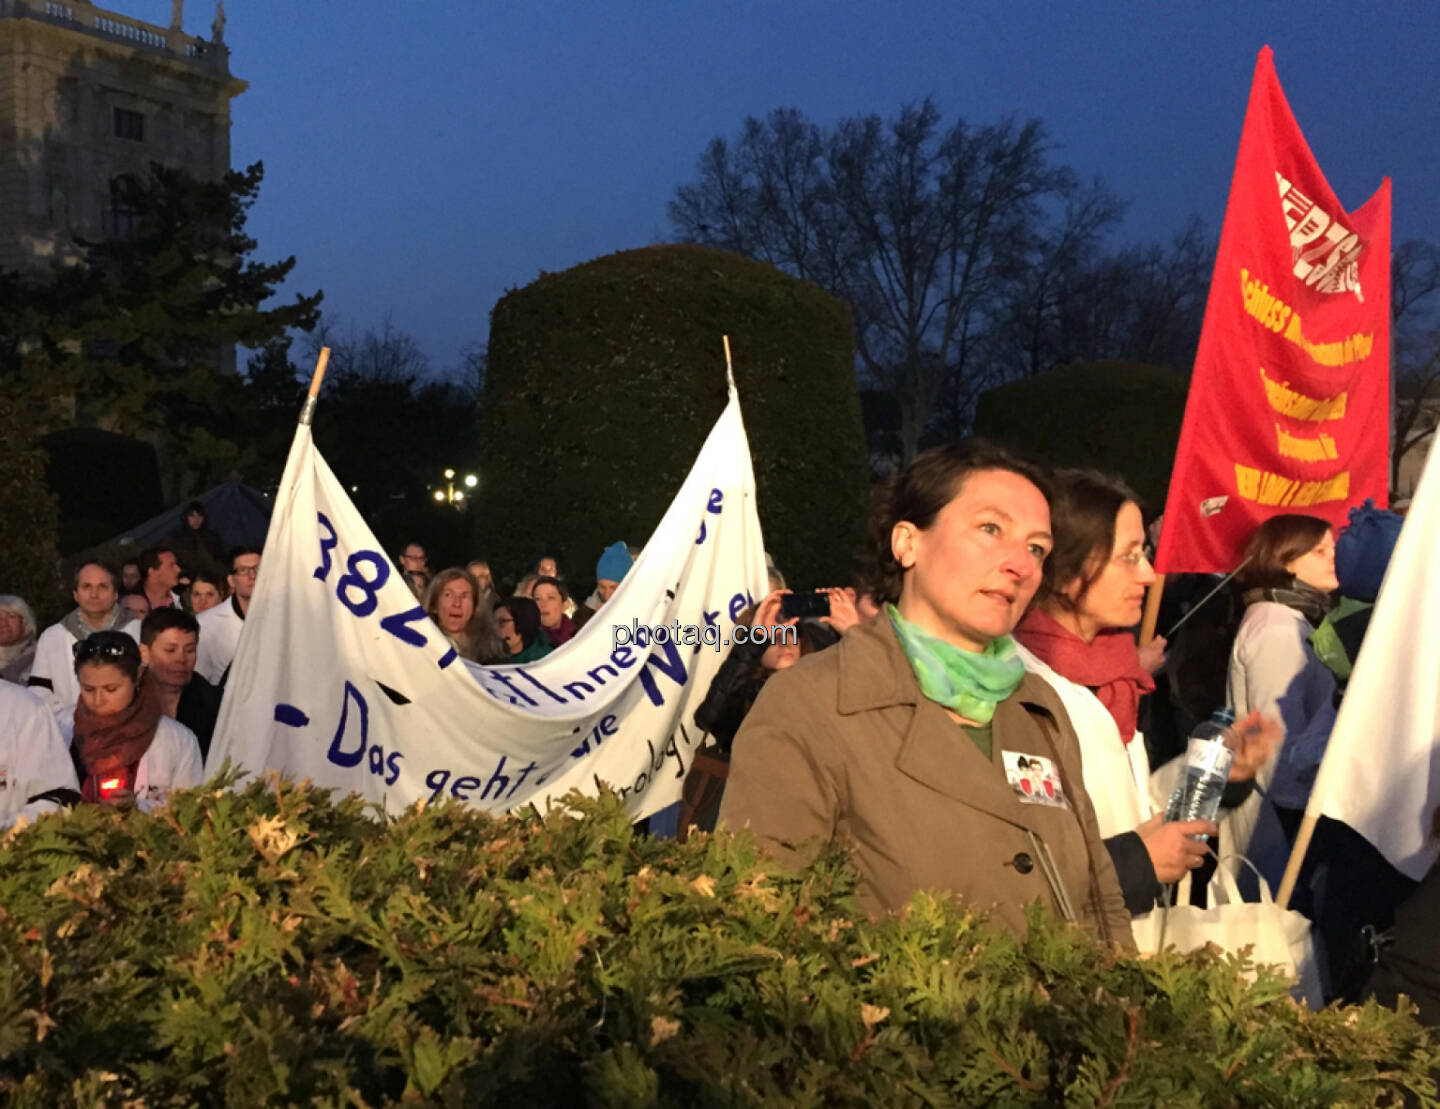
[0,594,39,685]
[1014,470,1276,927]
[532,577,576,648]
[720,443,1134,947]
[63,631,203,811]
[492,596,552,663]
[28,563,139,715]
[1227,514,1342,895]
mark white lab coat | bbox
[195,597,246,685]
[0,682,81,827]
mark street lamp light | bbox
[435,468,473,509]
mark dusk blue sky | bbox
[135,1,1440,371]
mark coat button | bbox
[1012,852,1034,874]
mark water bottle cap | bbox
[1211,707,1236,725]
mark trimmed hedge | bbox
[0,398,64,619]
[477,244,869,590]
[1,780,1436,1105]
[973,360,1190,512]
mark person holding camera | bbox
[676,588,854,838]
[720,443,1133,946]
[65,631,203,810]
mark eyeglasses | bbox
[73,634,135,664]
[231,565,260,578]
[1112,550,1153,572]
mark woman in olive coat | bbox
[720,443,1133,947]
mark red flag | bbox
[1155,47,1391,574]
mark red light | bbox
[100,777,122,793]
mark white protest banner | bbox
[207,385,770,818]
[1286,433,1440,886]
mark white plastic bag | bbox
[1140,853,1323,1008]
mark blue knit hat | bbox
[596,541,633,584]
[1335,499,1403,602]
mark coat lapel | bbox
[893,696,1035,828]
[839,617,1064,830]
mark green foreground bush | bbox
[1,781,1435,1107]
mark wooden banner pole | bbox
[1276,808,1320,909]
[722,334,735,389]
[298,347,331,427]
[1139,574,1166,646]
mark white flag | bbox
[207,387,770,819]
[1309,436,1440,880]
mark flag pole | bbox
[298,347,332,427]
[722,334,735,391]
[1276,810,1318,909]
[1139,576,1165,646]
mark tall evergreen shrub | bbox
[477,245,868,589]
[973,360,1189,511]
[0,398,64,618]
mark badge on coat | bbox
[1002,751,1068,809]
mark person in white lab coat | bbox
[0,681,80,827]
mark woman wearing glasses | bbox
[1014,470,1275,930]
[64,631,203,810]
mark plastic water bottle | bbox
[1164,707,1236,835]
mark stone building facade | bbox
[0,0,245,273]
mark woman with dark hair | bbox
[1014,470,1276,929]
[492,596,552,663]
[1227,513,1340,888]
[720,442,1134,946]
[120,591,151,625]
[64,631,203,809]
[424,568,506,664]
[186,571,227,615]
[532,576,576,648]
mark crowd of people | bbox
[0,518,648,830]
[2,455,1436,1023]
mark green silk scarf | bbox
[887,604,1025,725]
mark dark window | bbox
[113,107,145,141]
[109,178,138,237]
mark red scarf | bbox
[1015,608,1154,744]
[71,674,163,802]
[542,613,576,647]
